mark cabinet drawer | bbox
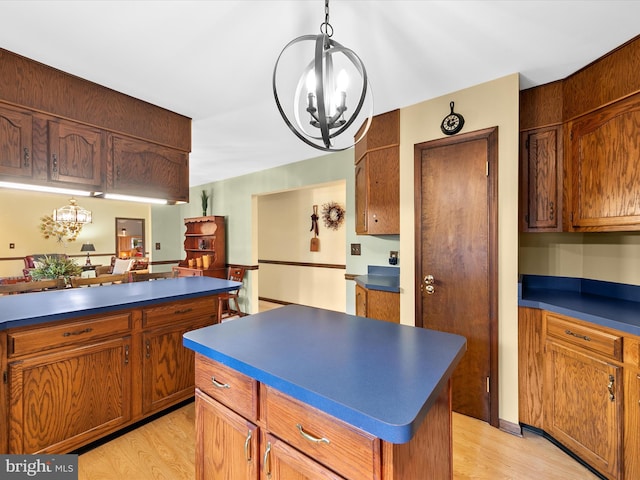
[194,354,258,421]
[142,296,215,328]
[546,314,622,361]
[8,312,132,358]
[264,386,379,480]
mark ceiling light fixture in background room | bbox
[273,0,373,151]
[52,197,92,224]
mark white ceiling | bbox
[1,1,639,187]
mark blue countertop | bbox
[183,304,466,444]
[519,275,640,336]
[0,276,241,330]
[354,265,400,293]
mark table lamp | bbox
[81,243,96,265]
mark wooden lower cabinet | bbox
[142,319,211,415]
[195,390,259,479]
[9,337,132,453]
[355,284,399,323]
[519,308,634,479]
[4,295,218,453]
[624,367,640,480]
[264,433,346,480]
[545,341,622,479]
[194,354,452,480]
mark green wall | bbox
[178,149,399,315]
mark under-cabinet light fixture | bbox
[103,193,168,205]
[0,181,97,197]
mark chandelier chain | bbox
[320,0,333,37]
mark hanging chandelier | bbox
[52,197,92,224]
[273,0,373,151]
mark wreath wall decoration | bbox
[321,202,346,230]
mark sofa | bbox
[95,256,149,276]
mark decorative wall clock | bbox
[321,202,345,230]
[440,101,465,135]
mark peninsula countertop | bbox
[0,276,241,330]
[354,265,400,293]
[519,274,640,336]
[183,304,466,443]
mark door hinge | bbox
[486,376,490,393]
[3,371,7,384]
[486,161,489,177]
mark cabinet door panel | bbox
[264,433,346,480]
[110,135,188,202]
[9,337,131,453]
[520,126,562,231]
[625,369,640,480]
[355,159,368,233]
[48,120,103,188]
[545,342,622,479]
[195,390,258,480]
[0,104,33,178]
[569,93,640,229]
[142,320,211,414]
[355,283,367,317]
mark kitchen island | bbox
[0,276,240,454]
[183,304,466,479]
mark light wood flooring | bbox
[78,301,600,479]
[78,402,599,479]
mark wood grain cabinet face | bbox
[109,135,188,202]
[195,389,259,480]
[48,119,104,189]
[519,126,563,232]
[355,284,399,323]
[624,369,640,480]
[0,103,33,178]
[567,93,640,231]
[8,337,132,454]
[544,341,622,479]
[354,109,400,235]
[141,299,218,415]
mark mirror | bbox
[115,218,145,259]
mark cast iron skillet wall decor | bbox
[440,101,465,135]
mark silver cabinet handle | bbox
[263,442,272,479]
[244,429,252,462]
[296,424,330,444]
[210,376,230,389]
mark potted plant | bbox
[201,190,210,216]
[31,255,83,284]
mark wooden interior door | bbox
[414,127,498,426]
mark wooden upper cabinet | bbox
[519,125,563,232]
[109,135,189,202]
[0,103,33,178]
[48,119,104,189]
[354,109,400,235]
[567,93,640,231]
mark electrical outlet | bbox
[155,242,161,250]
[350,243,361,256]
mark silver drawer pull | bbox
[211,376,230,389]
[564,329,591,342]
[296,424,330,444]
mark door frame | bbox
[413,127,499,427]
